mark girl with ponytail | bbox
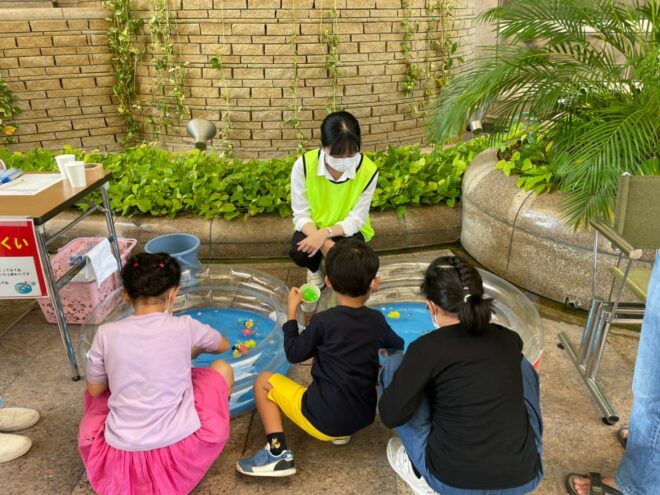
[379,256,543,495]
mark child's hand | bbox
[288,287,303,319]
[288,287,303,307]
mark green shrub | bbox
[495,127,557,195]
[0,137,488,220]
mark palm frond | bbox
[430,0,660,227]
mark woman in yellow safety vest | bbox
[290,111,379,288]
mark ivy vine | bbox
[401,0,421,99]
[0,77,20,146]
[432,0,460,91]
[321,1,341,113]
[146,0,189,137]
[401,0,460,115]
[104,0,143,146]
[209,0,233,155]
[286,1,306,153]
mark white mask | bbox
[325,152,360,173]
[428,302,441,329]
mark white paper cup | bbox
[55,154,75,180]
[300,283,321,313]
[65,161,87,188]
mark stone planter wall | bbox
[44,203,461,259]
[461,149,655,307]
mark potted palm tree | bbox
[430,0,659,228]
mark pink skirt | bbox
[79,368,230,495]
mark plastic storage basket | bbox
[37,237,137,325]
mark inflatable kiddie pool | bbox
[80,266,300,416]
[316,261,544,368]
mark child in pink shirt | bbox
[79,252,234,495]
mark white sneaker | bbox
[306,268,325,288]
[386,437,436,495]
[0,408,40,432]
[0,433,32,463]
[331,436,350,446]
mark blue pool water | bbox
[180,308,276,365]
[179,307,288,416]
[373,302,435,350]
[179,304,432,415]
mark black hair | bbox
[325,238,379,297]
[121,252,181,301]
[320,111,361,157]
[420,256,494,335]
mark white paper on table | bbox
[0,174,62,196]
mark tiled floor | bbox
[0,249,639,494]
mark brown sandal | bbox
[565,472,623,495]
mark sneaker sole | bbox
[331,437,350,446]
[0,438,31,464]
[386,439,433,495]
[235,462,296,477]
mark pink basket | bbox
[37,237,137,325]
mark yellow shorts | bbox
[267,373,350,443]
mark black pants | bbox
[289,230,365,272]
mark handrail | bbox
[590,219,643,260]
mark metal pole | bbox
[34,224,80,380]
[100,182,122,271]
[577,298,603,365]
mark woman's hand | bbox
[288,287,303,320]
[296,229,328,257]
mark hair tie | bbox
[159,262,165,269]
[133,262,139,268]
[464,293,472,303]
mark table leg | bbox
[100,182,122,271]
[35,224,81,381]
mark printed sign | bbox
[0,219,48,298]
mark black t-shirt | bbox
[378,323,540,490]
[283,305,404,437]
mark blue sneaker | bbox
[236,444,296,477]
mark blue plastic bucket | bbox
[144,233,201,269]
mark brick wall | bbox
[54,1,103,6]
[0,8,122,152]
[1,1,475,157]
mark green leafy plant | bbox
[104,0,143,146]
[429,0,660,227]
[495,129,556,195]
[146,0,189,137]
[0,138,489,220]
[0,77,20,146]
[369,137,489,216]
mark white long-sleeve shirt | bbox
[290,149,379,236]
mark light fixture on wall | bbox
[467,109,486,135]
[186,119,217,150]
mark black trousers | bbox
[289,230,366,272]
